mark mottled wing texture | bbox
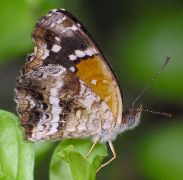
[15,65,115,141]
[15,9,123,141]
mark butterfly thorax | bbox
[121,106,142,131]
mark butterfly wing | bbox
[15,65,114,141]
[15,9,123,141]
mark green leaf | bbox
[0,110,34,180]
[50,139,107,180]
[35,141,56,167]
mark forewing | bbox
[24,9,122,125]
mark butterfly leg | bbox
[86,137,99,157]
[96,141,116,173]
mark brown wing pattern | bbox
[15,9,122,141]
[15,65,114,141]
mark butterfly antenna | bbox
[136,107,172,117]
[132,57,171,108]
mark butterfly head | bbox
[121,104,142,130]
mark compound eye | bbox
[126,115,135,127]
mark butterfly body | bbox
[14,9,144,171]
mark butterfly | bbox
[14,9,146,171]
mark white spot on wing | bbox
[70,25,78,31]
[69,54,77,61]
[75,50,85,58]
[77,23,81,27]
[55,37,61,41]
[68,48,97,62]
[85,48,96,56]
[69,66,76,72]
[51,44,62,53]
[91,79,97,85]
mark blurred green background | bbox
[0,0,183,179]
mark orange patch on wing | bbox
[76,55,122,122]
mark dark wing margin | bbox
[26,9,98,73]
